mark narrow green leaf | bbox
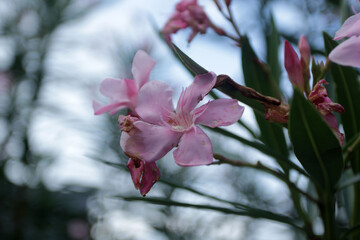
[289,89,343,189]
[323,32,360,174]
[204,126,309,177]
[114,196,303,231]
[340,224,360,240]
[337,174,360,191]
[266,15,281,86]
[241,36,288,157]
[172,44,208,75]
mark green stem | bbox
[318,190,336,240]
[237,120,259,139]
[117,196,305,232]
[351,184,360,240]
[213,154,318,203]
[225,3,242,43]
[344,133,360,166]
[205,126,309,176]
[340,223,360,240]
[213,153,317,238]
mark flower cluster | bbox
[329,5,360,67]
[94,50,244,196]
[266,36,345,145]
[162,0,211,43]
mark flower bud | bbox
[298,35,310,66]
[284,40,304,91]
[225,0,232,7]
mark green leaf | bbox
[114,196,304,231]
[266,15,281,86]
[241,36,288,157]
[172,44,208,75]
[289,89,343,189]
[337,174,360,191]
[323,32,360,173]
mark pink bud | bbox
[225,0,232,7]
[284,40,304,91]
[298,35,310,66]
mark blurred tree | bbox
[0,0,99,239]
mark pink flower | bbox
[329,36,360,68]
[162,0,210,43]
[119,72,244,167]
[284,40,305,91]
[329,9,360,67]
[333,13,360,41]
[92,50,155,115]
[308,80,345,145]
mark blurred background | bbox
[0,0,354,239]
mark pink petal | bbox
[173,126,213,166]
[135,81,174,125]
[120,121,181,163]
[194,99,244,127]
[94,78,138,115]
[176,72,216,114]
[308,80,345,145]
[177,0,197,11]
[100,78,135,102]
[329,36,360,68]
[139,161,161,196]
[92,100,129,115]
[127,158,144,189]
[284,40,304,90]
[323,114,344,146]
[334,13,360,40]
[127,158,161,196]
[131,50,156,89]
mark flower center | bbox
[167,110,194,132]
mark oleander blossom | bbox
[119,72,244,169]
[92,50,155,115]
[162,0,210,43]
[308,80,345,145]
[329,4,360,67]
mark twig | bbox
[225,1,242,42]
[215,74,281,106]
